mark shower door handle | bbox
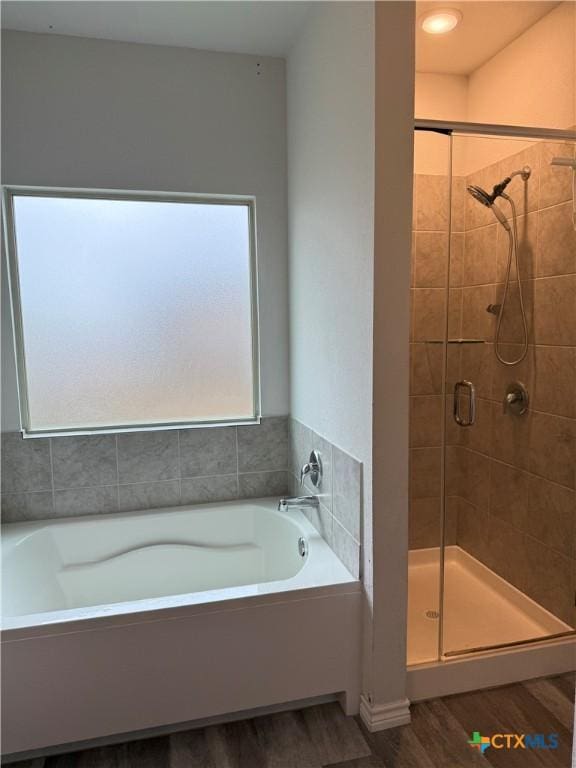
[453,380,476,427]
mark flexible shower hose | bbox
[493,194,529,366]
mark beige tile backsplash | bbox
[410,138,576,626]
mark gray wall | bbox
[1,30,289,429]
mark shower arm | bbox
[491,166,531,200]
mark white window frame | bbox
[2,185,261,438]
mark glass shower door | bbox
[440,132,576,657]
[407,128,452,665]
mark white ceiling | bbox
[0,1,313,57]
[1,1,561,72]
[416,1,561,75]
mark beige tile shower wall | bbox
[454,140,576,627]
[409,173,466,549]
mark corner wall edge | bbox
[359,695,411,732]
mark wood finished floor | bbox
[12,673,575,768]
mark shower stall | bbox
[407,121,576,686]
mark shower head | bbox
[467,184,493,207]
[466,184,511,231]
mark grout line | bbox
[456,494,574,562]
[413,227,464,234]
[52,484,119,492]
[114,435,120,511]
[535,176,542,282]
[115,478,182,488]
[181,472,238,483]
[328,441,334,513]
[49,478,184,494]
[235,426,240,497]
[332,515,362,547]
[294,417,362,466]
[410,391,576,420]
[458,448,575,492]
[176,428,182,505]
[236,468,290,476]
[537,197,574,213]
[48,437,56,512]
[410,393,447,399]
[412,272,576,291]
[536,147,542,281]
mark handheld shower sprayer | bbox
[466,166,531,366]
[467,185,511,231]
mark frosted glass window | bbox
[5,190,259,434]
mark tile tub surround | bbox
[290,418,362,578]
[0,417,291,522]
[409,139,576,627]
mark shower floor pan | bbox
[407,546,573,666]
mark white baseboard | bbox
[359,695,411,732]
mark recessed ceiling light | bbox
[420,8,462,35]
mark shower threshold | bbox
[407,546,573,666]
